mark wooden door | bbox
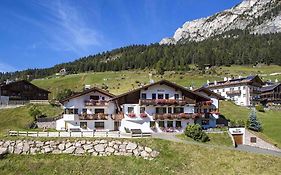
[233,134,243,145]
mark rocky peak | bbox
[160,0,281,44]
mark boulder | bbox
[150,151,159,158]
[82,144,92,150]
[75,147,85,154]
[144,147,152,153]
[126,142,137,150]
[105,147,115,153]
[0,147,8,158]
[63,146,76,154]
[58,144,65,151]
[94,144,105,152]
[140,151,149,158]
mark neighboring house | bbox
[260,83,281,106]
[205,76,264,107]
[56,68,67,76]
[194,87,225,128]
[0,80,50,104]
[56,87,118,131]
[111,80,212,133]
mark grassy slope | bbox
[176,132,233,147]
[0,104,62,135]
[0,139,281,175]
[220,101,281,148]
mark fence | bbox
[37,115,63,122]
[8,130,152,138]
[30,100,50,105]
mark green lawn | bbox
[176,132,233,147]
[0,138,281,175]
[220,101,281,148]
[0,104,62,136]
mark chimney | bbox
[224,77,227,81]
[214,81,217,85]
[84,85,91,90]
[275,79,279,83]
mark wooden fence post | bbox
[106,131,108,137]
[17,131,19,136]
[70,131,71,137]
[37,131,39,137]
[26,131,28,137]
[58,131,60,137]
[81,131,83,137]
[93,130,94,137]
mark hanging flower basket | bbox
[140,113,147,118]
[128,113,136,118]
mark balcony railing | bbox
[226,90,241,95]
[139,99,194,106]
[84,100,108,106]
[79,113,109,120]
[250,89,261,94]
[153,113,202,120]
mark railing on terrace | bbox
[139,99,194,106]
[153,113,202,120]
[79,113,109,120]
[84,100,108,106]
[226,90,241,95]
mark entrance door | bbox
[233,134,243,145]
[114,121,120,131]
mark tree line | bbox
[0,30,281,82]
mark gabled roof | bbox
[261,83,281,92]
[110,80,210,102]
[60,87,115,103]
[206,75,264,88]
[0,80,50,93]
[194,87,225,100]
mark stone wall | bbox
[36,121,56,129]
[0,140,159,160]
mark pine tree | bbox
[248,109,262,132]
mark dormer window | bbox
[141,93,147,99]
[165,94,169,99]
[152,93,156,99]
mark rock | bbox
[119,144,126,150]
[100,140,107,144]
[126,142,137,150]
[144,147,152,153]
[0,147,8,157]
[87,149,95,153]
[14,148,22,154]
[36,141,44,147]
[52,150,62,154]
[150,151,159,158]
[44,147,52,153]
[30,147,38,155]
[63,146,76,154]
[80,140,86,145]
[91,152,98,156]
[58,144,65,150]
[8,145,14,153]
[133,149,140,156]
[82,144,92,150]
[140,151,149,158]
[75,142,82,147]
[94,144,105,152]
[65,142,72,149]
[75,147,85,154]
[22,143,30,153]
[105,147,115,153]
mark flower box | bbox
[128,113,136,118]
[140,113,147,118]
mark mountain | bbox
[160,0,281,44]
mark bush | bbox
[255,105,265,112]
[28,105,43,121]
[184,124,209,142]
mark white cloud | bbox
[0,62,16,73]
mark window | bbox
[101,96,105,100]
[156,107,167,114]
[150,121,156,127]
[222,89,225,92]
[82,108,87,114]
[95,122,104,129]
[238,87,241,90]
[141,93,147,99]
[243,94,246,97]
[158,121,164,127]
[174,107,184,114]
[95,108,105,114]
[243,86,246,90]
[203,108,208,113]
[90,95,99,100]
[165,94,169,99]
[176,121,182,128]
[80,122,87,129]
[202,119,209,125]
[168,107,172,113]
[128,107,134,113]
[158,94,164,99]
[140,107,145,113]
[174,94,179,100]
[152,93,156,99]
[167,121,173,127]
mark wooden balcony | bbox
[250,89,261,94]
[226,90,241,95]
[111,113,124,121]
[153,113,202,120]
[139,99,194,106]
[79,113,109,120]
[84,100,108,106]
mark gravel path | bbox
[152,133,281,157]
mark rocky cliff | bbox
[160,0,281,44]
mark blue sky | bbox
[0,0,241,72]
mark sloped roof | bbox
[60,87,115,103]
[206,75,264,88]
[261,83,281,92]
[110,79,210,102]
[194,87,225,100]
[0,80,50,93]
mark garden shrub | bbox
[255,105,265,112]
[184,124,209,142]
